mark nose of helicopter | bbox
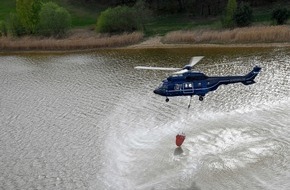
[154,81,168,96]
[153,88,160,95]
[154,87,164,95]
[153,87,166,96]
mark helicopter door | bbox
[183,82,194,94]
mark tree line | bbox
[67,0,284,16]
[96,0,289,33]
[0,0,289,37]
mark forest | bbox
[0,0,289,37]
[0,0,290,51]
[66,0,283,16]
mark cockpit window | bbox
[158,82,167,89]
[174,84,181,90]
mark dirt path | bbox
[126,36,290,49]
[127,36,165,48]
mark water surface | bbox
[0,47,289,190]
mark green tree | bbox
[96,5,139,33]
[222,0,237,28]
[234,2,253,27]
[272,8,289,25]
[38,2,71,37]
[16,0,42,34]
[133,0,152,31]
[0,20,7,36]
[6,13,26,37]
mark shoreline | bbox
[125,36,290,49]
[1,35,290,54]
[2,26,290,53]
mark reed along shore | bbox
[1,26,290,51]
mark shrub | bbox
[6,13,26,37]
[96,6,139,33]
[222,0,237,28]
[234,3,253,27]
[0,20,7,37]
[38,2,71,37]
[163,26,290,44]
[134,0,152,31]
[272,8,289,25]
[16,0,42,34]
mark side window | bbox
[184,83,193,89]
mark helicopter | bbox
[135,56,261,108]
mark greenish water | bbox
[0,47,289,190]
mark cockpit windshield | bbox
[158,82,168,89]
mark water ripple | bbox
[1,48,290,190]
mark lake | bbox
[0,47,289,190]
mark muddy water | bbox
[0,47,289,190]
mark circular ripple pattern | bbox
[0,47,289,190]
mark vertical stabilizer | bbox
[242,66,261,85]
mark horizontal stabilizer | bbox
[242,80,255,85]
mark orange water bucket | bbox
[176,134,186,146]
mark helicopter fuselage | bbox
[153,66,261,101]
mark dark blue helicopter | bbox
[135,56,261,108]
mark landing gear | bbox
[199,96,204,101]
[166,97,169,102]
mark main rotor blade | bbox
[183,56,204,69]
[173,69,188,74]
[134,66,181,71]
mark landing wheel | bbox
[166,97,169,102]
[199,96,204,101]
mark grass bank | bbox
[0,31,143,51]
[163,26,290,44]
